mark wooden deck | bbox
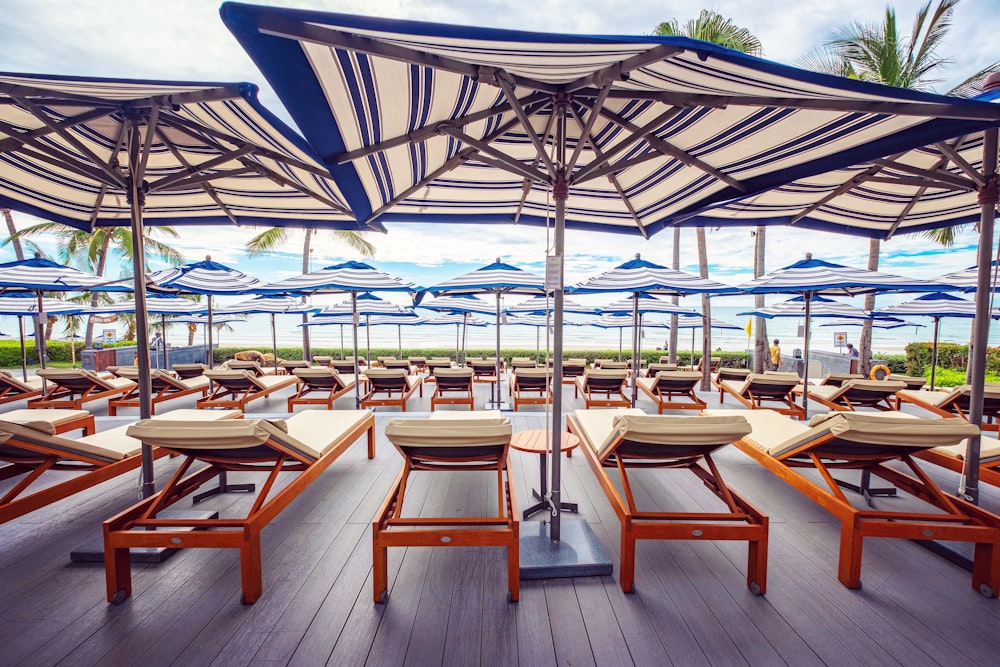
[2,377,1000,665]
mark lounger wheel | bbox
[870,364,891,381]
[978,583,995,598]
[111,589,128,605]
[749,581,762,596]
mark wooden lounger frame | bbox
[896,387,1000,432]
[576,371,631,408]
[374,418,518,602]
[108,371,210,415]
[197,371,297,411]
[568,413,767,594]
[806,380,904,413]
[725,412,1000,595]
[719,375,805,420]
[0,374,43,405]
[637,374,707,413]
[430,368,475,411]
[104,412,376,605]
[28,370,135,411]
[361,372,422,411]
[286,370,354,411]
[509,369,552,411]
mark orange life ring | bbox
[870,364,891,381]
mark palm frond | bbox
[244,227,292,258]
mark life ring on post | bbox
[870,364,891,381]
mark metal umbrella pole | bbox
[17,316,26,380]
[352,292,361,409]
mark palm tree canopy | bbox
[652,9,763,56]
[245,227,375,259]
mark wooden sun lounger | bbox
[636,371,707,413]
[575,369,630,408]
[278,359,312,375]
[818,373,865,387]
[172,363,208,380]
[896,384,1000,431]
[705,408,1000,595]
[568,408,767,594]
[104,409,375,605]
[225,359,276,376]
[312,355,333,366]
[361,368,422,411]
[286,367,356,411]
[108,368,211,415]
[805,379,906,412]
[644,362,678,377]
[0,408,95,435]
[375,414,518,602]
[917,432,1000,489]
[718,372,805,419]
[468,358,501,383]
[28,368,136,411]
[887,374,927,390]
[430,367,475,411]
[330,359,360,374]
[0,408,238,525]
[197,370,298,411]
[0,371,44,405]
[382,359,414,373]
[712,368,751,402]
[561,358,588,388]
[508,367,552,411]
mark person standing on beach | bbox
[846,343,859,359]
[769,339,781,370]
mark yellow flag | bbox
[745,318,753,337]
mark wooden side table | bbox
[510,429,579,520]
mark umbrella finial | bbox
[635,253,641,259]
[984,72,1000,91]
[496,257,501,263]
[205,255,212,261]
[34,251,42,259]
[805,252,813,260]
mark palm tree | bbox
[654,11,764,376]
[4,223,185,346]
[244,227,375,358]
[800,0,959,374]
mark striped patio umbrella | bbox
[305,312,424,359]
[224,3,1000,537]
[0,73,358,498]
[590,314,671,360]
[421,294,496,364]
[95,294,207,369]
[261,262,417,407]
[0,255,128,369]
[875,292,1000,389]
[505,296,597,316]
[504,314,582,363]
[574,255,730,405]
[170,314,247,350]
[738,254,944,412]
[416,312,489,361]
[935,260,1000,292]
[216,295,320,372]
[426,260,546,407]
[0,293,90,379]
[670,315,746,368]
[311,293,417,365]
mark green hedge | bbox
[0,340,85,366]
[213,345,750,368]
[904,342,1000,376]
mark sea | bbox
[14,304,996,358]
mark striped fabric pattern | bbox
[0,257,127,292]
[0,294,88,316]
[143,259,267,296]
[505,314,580,328]
[672,315,744,331]
[215,295,318,315]
[312,292,416,318]
[818,318,923,330]
[571,257,737,295]
[418,313,489,327]
[934,261,1000,292]
[426,261,546,296]
[0,73,357,230]
[260,261,416,296]
[170,314,246,325]
[875,292,995,319]
[223,6,1000,236]
[737,257,948,296]
[600,293,699,316]
[590,314,671,329]
[504,296,597,315]
[738,295,871,319]
[420,294,496,315]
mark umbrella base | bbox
[519,518,613,580]
[484,400,512,411]
[70,509,218,563]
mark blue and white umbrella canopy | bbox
[421,294,496,315]
[935,260,1000,293]
[96,294,208,369]
[427,260,546,405]
[672,315,744,331]
[0,293,90,379]
[591,314,670,360]
[216,295,321,371]
[600,293,700,317]
[505,296,597,316]
[819,317,923,330]
[223,3,1000,536]
[417,313,490,361]
[506,314,582,362]
[738,295,872,319]
[312,293,417,368]
[875,291,1000,389]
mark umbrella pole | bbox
[630,294,639,408]
[456,322,460,361]
[691,328,695,369]
[961,126,997,504]
[352,293,361,409]
[801,293,812,416]
[536,327,540,363]
[271,314,279,374]
[161,314,169,370]
[340,324,344,359]
[549,175,567,542]
[618,329,622,361]
[929,317,941,391]
[494,291,502,407]
[18,316,27,381]
[462,314,469,363]
[366,315,371,364]
[70,318,76,368]
[398,324,402,358]
[34,290,47,369]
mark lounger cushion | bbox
[385,417,512,449]
[36,368,135,389]
[1,408,89,430]
[820,373,865,385]
[886,374,926,388]
[428,410,503,421]
[573,408,645,455]
[434,367,474,378]
[0,372,44,392]
[126,419,305,456]
[931,433,1000,463]
[0,419,138,461]
[588,411,751,459]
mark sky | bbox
[1,0,998,312]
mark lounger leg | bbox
[373,526,388,603]
[747,528,768,596]
[972,541,1000,598]
[508,533,520,602]
[837,519,864,589]
[104,530,132,604]
[619,521,635,593]
[241,532,263,605]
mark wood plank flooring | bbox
[1,374,999,665]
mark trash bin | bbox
[92,348,117,371]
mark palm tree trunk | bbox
[859,238,880,376]
[300,229,313,361]
[668,227,680,363]
[2,210,25,261]
[85,236,112,348]
[696,227,712,389]
[753,227,768,372]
